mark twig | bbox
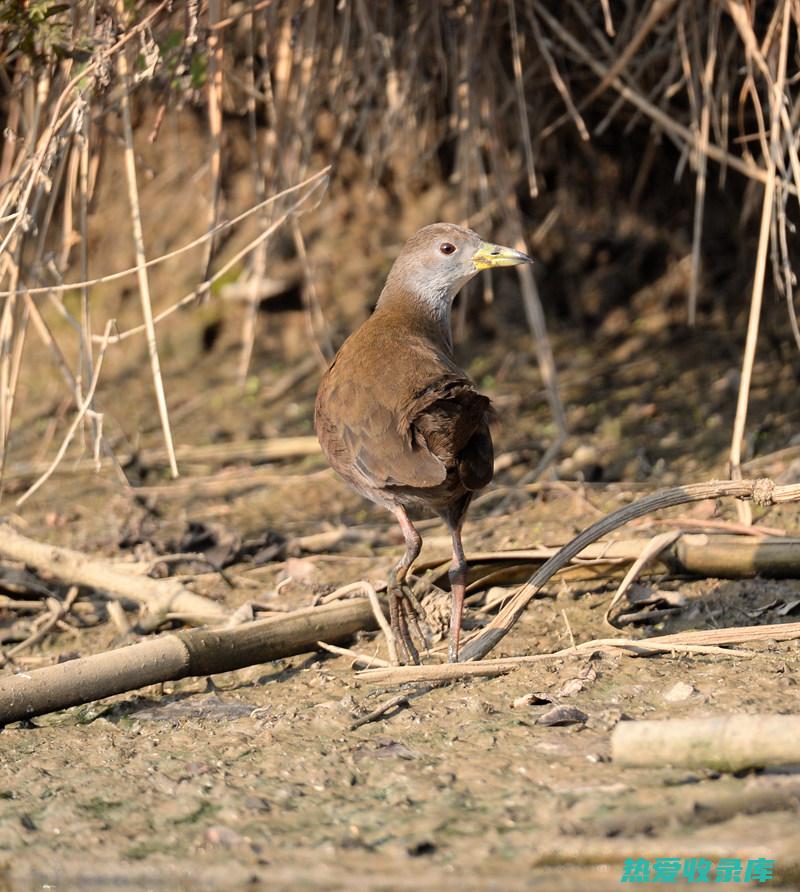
[16,320,114,506]
[316,641,392,669]
[604,530,682,628]
[349,692,413,730]
[0,587,80,666]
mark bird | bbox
[315,223,534,663]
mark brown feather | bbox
[315,301,494,515]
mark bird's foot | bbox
[387,575,431,665]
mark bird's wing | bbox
[316,367,447,490]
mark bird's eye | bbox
[439,242,457,255]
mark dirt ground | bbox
[1,275,800,891]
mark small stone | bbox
[536,705,588,726]
[664,681,696,702]
[204,825,247,848]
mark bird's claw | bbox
[388,575,432,665]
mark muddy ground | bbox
[1,272,800,891]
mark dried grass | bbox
[1,1,799,498]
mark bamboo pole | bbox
[0,598,378,725]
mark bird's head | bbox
[379,223,534,334]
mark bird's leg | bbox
[388,506,423,665]
[445,496,472,663]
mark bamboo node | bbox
[752,478,775,507]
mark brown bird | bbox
[315,223,533,663]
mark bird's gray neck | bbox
[378,274,469,353]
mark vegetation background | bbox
[1,0,798,494]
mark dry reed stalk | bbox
[0,65,23,185]
[0,1,171,256]
[237,5,270,387]
[315,641,392,669]
[0,253,23,483]
[526,4,589,142]
[362,619,797,685]
[211,0,273,32]
[539,0,679,140]
[200,0,225,298]
[77,80,99,461]
[292,219,333,367]
[536,5,792,192]
[115,28,178,480]
[729,0,791,524]
[687,4,719,325]
[0,173,329,300]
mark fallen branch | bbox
[0,598,378,725]
[612,715,800,771]
[0,523,226,624]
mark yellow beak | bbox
[471,241,535,271]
